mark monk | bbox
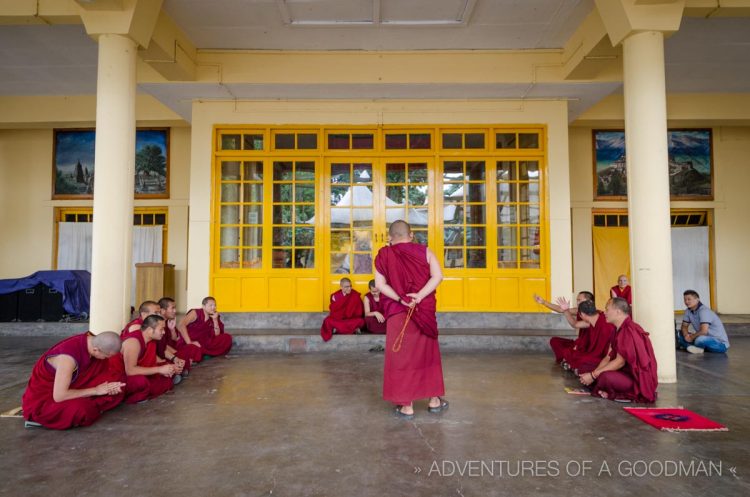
[157,297,201,372]
[112,314,180,404]
[565,300,616,374]
[374,220,446,419]
[177,296,233,358]
[539,291,594,368]
[320,277,365,341]
[363,279,387,334]
[579,298,658,403]
[610,275,632,306]
[22,331,125,429]
[123,300,161,335]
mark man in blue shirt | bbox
[676,290,729,354]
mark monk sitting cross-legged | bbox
[363,279,387,334]
[123,300,161,335]
[320,277,365,341]
[177,297,233,358]
[22,331,125,430]
[564,300,616,375]
[157,297,201,372]
[610,274,632,307]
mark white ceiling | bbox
[0,0,749,123]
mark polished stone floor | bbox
[1,336,748,497]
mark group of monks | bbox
[21,296,232,430]
[320,278,388,341]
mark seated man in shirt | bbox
[676,289,729,354]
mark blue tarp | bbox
[0,270,90,316]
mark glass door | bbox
[383,159,431,246]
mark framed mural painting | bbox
[593,129,712,200]
[53,128,170,199]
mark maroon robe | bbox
[549,311,583,363]
[320,289,365,341]
[185,309,233,357]
[592,316,658,403]
[364,292,387,334]
[565,311,616,373]
[110,331,173,404]
[375,242,444,404]
[122,317,143,335]
[611,285,632,306]
[156,318,202,370]
[22,333,124,429]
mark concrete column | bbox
[622,30,676,383]
[89,34,137,334]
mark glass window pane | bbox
[444,204,463,225]
[272,249,292,268]
[444,249,464,269]
[273,227,293,246]
[520,227,540,247]
[242,227,262,246]
[353,230,372,251]
[331,186,350,206]
[443,184,463,203]
[220,206,240,224]
[519,205,538,224]
[274,133,295,149]
[353,254,373,274]
[272,205,292,224]
[243,161,263,180]
[352,134,374,149]
[497,227,517,246]
[353,163,372,183]
[220,227,240,246]
[243,205,262,224]
[465,133,485,149]
[331,252,350,274]
[519,161,539,180]
[133,214,141,225]
[294,249,313,268]
[386,163,406,183]
[65,214,76,222]
[298,133,317,149]
[467,249,486,268]
[155,214,166,225]
[442,133,462,149]
[221,135,241,150]
[466,161,485,181]
[465,205,486,224]
[242,183,262,203]
[243,134,264,151]
[520,248,541,263]
[295,227,315,246]
[497,248,517,268]
[386,186,406,205]
[467,183,486,202]
[385,134,407,149]
[497,205,517,224]
[220,248,240,268]
[413,230,428,245]
[296,161,315,180]
[496,161,516,180]
[496,133,516,149]
[408,208,429,227]
[273,161,293,180]
[409,133,431,149]
[519,133,539,149]
[295,183,315,203]
[331,208,352,228]
[519,183,540,203]
[331,163,350,183]
[221,183,240,202]
[330,231,351,252]
[221,161,241,180]
[444,227,464,247]
[443,161,463,181]
[496,183,514,202]
[408,163,428,183]
[242,248,262,268]
[466,227,486,246]
[408,185,428,206]
[593,215,605,227]
[272,183,292,202]
[385,208,406,226]
[295,205,314,224]
[328,133,349,149]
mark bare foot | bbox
[399,404,414,415]
[428,397,441,409]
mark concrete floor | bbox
[1,336,749,497]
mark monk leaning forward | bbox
[320,277,365,341]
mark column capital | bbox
[76,0,163,49]
[595,0,686,46]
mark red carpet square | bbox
[624,407,728,432]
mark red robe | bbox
[320,289,365,341]
[156,318,202,370]
[375,242,444,404]
[364,292,387,334]
[592,316,658,403]
[565,311,615,373]
[611,285,632,306]
[110,331,173,404]
[22,333,124,429]
[185,309,233,357]
[549,311,583,363]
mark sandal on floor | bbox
[427,398,449,413]
[393,406,415,420]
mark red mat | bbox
[624,407,728,432]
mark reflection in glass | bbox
[330,186,349,206]
[220,227,240,246]
[408,208,429,227]
[443,184,463,202]
[386,186,406,205]
[467,183,485,202]
[465,205,486,224]
[295,227,315,246]
[496,183,514,202]
[497,248,517,263]
[242,248,262,268]
[272,205,292,224]
[444,249,464,268]
[520,227,540,247]
[413,230,428,245]
[330,231,351,251]
[274,134,294,150]
[443,133,461,149]
[330,208,352,228]
[243,205,262,224]
[353,230,372,251]
[273,161,293,180]
[220,206,240,224]
[443,161,463,181]
[243,161,263,180]
[272,227,293,246]
[385,163,405,183]
[272,249,292,268]
[408,163,428,183]
[331,253,350,274]
[295,205,314,224]
[296,162,315,180]
[220,248,240,267]
[385,208,406,225]
[497,205,517,224]
[295,248,315,268]
[243,183,262,202]
[496,133,516,149]
[519,205,539,224]
[498,227,517,246]
[519,161,539,180]
[243,135,263,151]
[466,227,486,246]
[221,135,241,151]
[496,161,516,180]
[519,133,539,149]
[242,227,262,246]
[221,161,240,180]
[353,163,372,183]
[295,183,315,203]
[467,249,486,268]
[444,205,462,225]
[221,183,240,202]
[353,254,373,274]
[520,248,541,265]
[331,163,350,183]
[519,183,540,203]
[409,134,431,149]
[297,133,317,149]
[466,161,485,181]
[272,183,292,202]
[408,185,428,206]
[465,133,485,149]
[444,227,463,247]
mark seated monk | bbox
[610,274,632,307]
[363,279,387,334]
[537,291,594,368]
[177,296,233,358]
[112,314,180,404]
[123,300,161,335]
[320,277,365,342]
[157,297,201,372]
[579,298,658,403]
[565,300,616,374]
[22,331,125,430]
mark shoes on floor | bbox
[24,420,43,429]
[393,406,414,420]
[369,344,385,352]
[428,398,449,413]
[687,345,705,354]
[173,374,183,386]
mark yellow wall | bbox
[570,94,750,313]
[0,95,193,310]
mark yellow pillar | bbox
[622,30,676,383]
[89,34,137,334]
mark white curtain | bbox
[131,226,163,305]
[671,226,710,309]
[57,222,93,271]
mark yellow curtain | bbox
[592,227,630,307]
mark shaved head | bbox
[91,332,122,355]
[388,220,412,241]
[139,300,159,316]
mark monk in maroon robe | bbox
[111,315,179,404]
[543,291,594,367]
[123,300,161,335]
[610,275,632,306]
[22,331,125,429]
[320,277,365,341]
[374,220,446,419]
[157,297,201,372]
[579,298,658,403]
[565,300,616,374]
[178,296,233,358]
[363,279,387,334]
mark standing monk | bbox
[177,297,233,358]
[320,278,365,341]
[610,275,632,306]
[22,331,125,429]
[579,298,658,403]
[157,297,202,372]
[374,220,446,419]
[363,279,387,334]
